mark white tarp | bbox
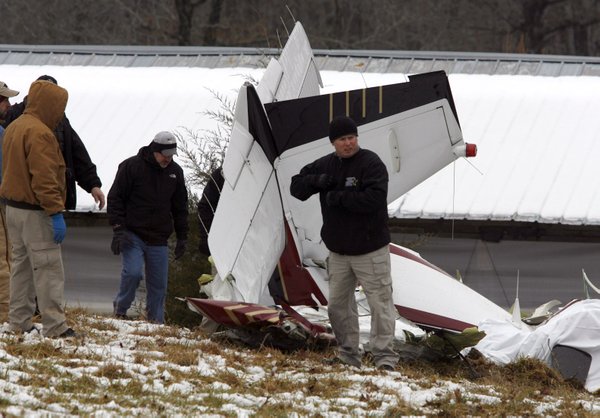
[475,299,600,392]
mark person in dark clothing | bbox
[0,80,19,323]
[2,75,105,210]
[197,167,224,256]
[108,131,189,324]
[290,116,398,371]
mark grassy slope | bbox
[0,308,597,417]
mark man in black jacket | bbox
[197,166,224,256]
[2,75,105,210]
[290,116,398,371]
[108,131,188,324]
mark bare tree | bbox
[203,0,224,45]
[2,0,600,55]
[561,0,600,55]
[176,88,233,191]
[0,0,178,44]
[481,0,600,54]
[174,0,206,46]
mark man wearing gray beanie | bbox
[290,115,398,371]
[107,131,188,324]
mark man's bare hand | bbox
[91,187,106,210]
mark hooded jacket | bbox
[0,81,67,215]
[3,98,101,210]
[107,145,189,246]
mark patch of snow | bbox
[0,314,594,415]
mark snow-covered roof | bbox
[390,73,600,226]
[4,44,600,77]
[2,45,600,224]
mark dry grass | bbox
[0,309,597,416]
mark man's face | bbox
[332,134,359,158]
[0,97,9,115]
[153,152,173,168]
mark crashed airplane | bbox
[185,21,497,333]
[185,22,600,392]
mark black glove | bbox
[310,174,336,191]
[326,191,343,207]
[111,226,125,255]
[175,239,187,260]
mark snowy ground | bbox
[0,312,598,417]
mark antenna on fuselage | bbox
[510,269,522,328]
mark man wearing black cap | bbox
[107,131,188,324]
[290,116,398,371]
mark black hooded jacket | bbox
[107,146,189,245]
[3,99,101,210]
[290,148,390,255]
[197,167,224,255]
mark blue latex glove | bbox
[51,213,66,244]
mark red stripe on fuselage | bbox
[389,243,454,279]
[278,221,327,306]
[395,304,475,332]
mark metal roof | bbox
[2,44,600,77]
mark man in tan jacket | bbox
[0,80,76,338]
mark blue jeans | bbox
[113,231,168,323]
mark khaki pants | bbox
[0,204,10,322]
[6,206,68,337]
[327,245,399,368]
